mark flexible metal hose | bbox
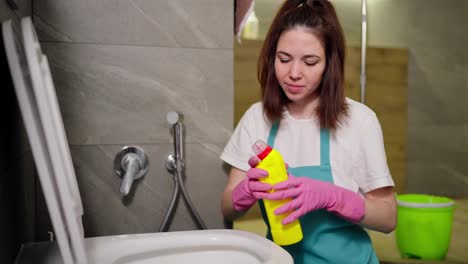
[159,168,207,231]
[176,168,207,230]
[158,173,181,232]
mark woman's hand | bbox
[259,174,365,224]
[231,157,272,212]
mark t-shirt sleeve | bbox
[220,105,258,171]
[355,112,395,193]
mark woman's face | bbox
[274,26,326,106]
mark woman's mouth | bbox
[284,83,304,94]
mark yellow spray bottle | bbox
[252,140,303,246]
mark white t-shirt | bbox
[220,98,394,194]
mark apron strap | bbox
[267,120,280,147]
[320,129,331,167]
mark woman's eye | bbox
[305,61,318,66]
[279,58,290,63]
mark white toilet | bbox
[2,17,293,264]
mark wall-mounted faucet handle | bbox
[120,153,139,195]
[114,146,149,196]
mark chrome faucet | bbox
[114,146,149,196]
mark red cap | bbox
[257,145,272,160]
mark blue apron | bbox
[258,121,379,264]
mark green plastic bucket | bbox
[396,194,456,260]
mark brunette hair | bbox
[258,0,348,129]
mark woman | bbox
[221,0,396,263]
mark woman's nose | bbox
[289,62,302,80]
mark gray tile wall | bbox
[1,0,34,262]
[33,0,233,238]
[406,0,468,197]
[334,0,468,196]
[255,0,468,197]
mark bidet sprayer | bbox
[166,111,184,168]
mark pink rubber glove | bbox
[260,174,365,224]
[231,157,272,212]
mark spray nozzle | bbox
[252,140,268,155]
